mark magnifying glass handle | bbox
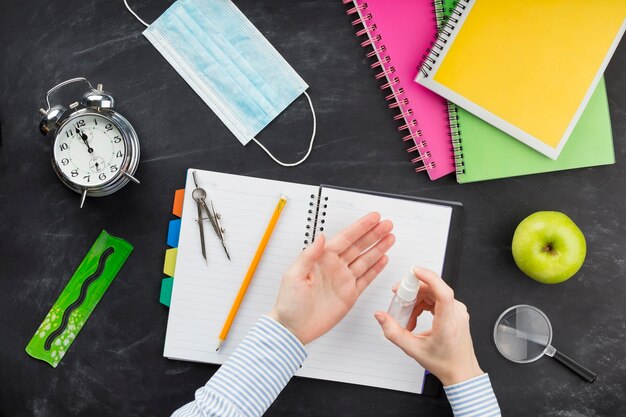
[553,350,597,383]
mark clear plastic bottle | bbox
[387,268,420,329]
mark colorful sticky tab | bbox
[167,219,182,248]
[163,248,178,277]
[161,188,185,308]
[173,189,184,218]
[160,277,174,307]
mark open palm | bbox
[270,212,395,344]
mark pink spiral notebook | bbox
[343,0,454,180]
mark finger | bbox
[286,234,326,277]
[406,301,433,331]
[349,234,395,278]
[326,212,381,253]
[340,220,393,264]
[375,312,424,361]
[391,282,435,304]
[412,266,456,319]
[355,255,389,294]
[393,275,434,303]
[416,282,434,303]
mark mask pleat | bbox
[190,0,304,109]
[172,6,274,127]
[143,0,308,145]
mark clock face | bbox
[54,114,126,187]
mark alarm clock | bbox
[38,77,140,208]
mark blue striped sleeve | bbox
[444,374,501,417]
[171,315,308,417]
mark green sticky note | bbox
[160,277,174,307]
[26,230,133,367]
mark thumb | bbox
[289,234,325,276]
[375,311,423,360]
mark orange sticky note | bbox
[172,189,184,218]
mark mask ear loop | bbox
[252,91,317,167]
[124,0,149,27]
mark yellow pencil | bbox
[216,194,288,351]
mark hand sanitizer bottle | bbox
[387,268,420,329]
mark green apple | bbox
[512,211,586,284]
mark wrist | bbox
[439,361,484,386]
[268,309,304,344]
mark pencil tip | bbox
[216,340,223,351]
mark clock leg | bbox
[80,189,88,208]
[123,171,140,184]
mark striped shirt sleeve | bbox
[171,315,307,417]
[443,373,501,417]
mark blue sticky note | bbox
[167,219,181,248]
[160,277,174,307]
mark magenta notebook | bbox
[343,0,454,180]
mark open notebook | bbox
[164,169,463,394]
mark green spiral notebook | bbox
[437,0,615,184]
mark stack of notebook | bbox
[343,0,625,183]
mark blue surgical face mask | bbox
[125,0,316,166]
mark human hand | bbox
[270,212,395,345]
[375,266,483,386]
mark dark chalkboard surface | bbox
[1,1,625,416]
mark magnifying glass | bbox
[493,305,597,383]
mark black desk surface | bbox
[1,1,625,416]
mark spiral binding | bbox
[432,0,445,19]
[448,102,464,175]
[420,0,469,77]
[344,0,435,174]
[430,0,465,176]
[303,192,329,249]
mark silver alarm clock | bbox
[38,77,140,208]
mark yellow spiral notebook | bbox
[417,0,626,159]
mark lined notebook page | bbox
[296,187,453,393]
[164,170,317,362]
[164,171,453,394]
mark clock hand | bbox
[75,127,94,153]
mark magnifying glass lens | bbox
[494,305,597,382]
[494,305,552,363]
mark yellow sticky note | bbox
[164,248,178,277]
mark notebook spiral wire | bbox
[343,0,434,173]
[420,0,469,77]
[448,102,464,174]
[304,192,329,249]
[429,0,465,175]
